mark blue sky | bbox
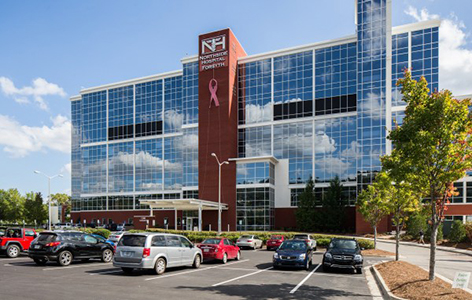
[1,0,471,198]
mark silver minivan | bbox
[113,233,202,275]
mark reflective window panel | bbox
[164,76,183,133]
[108,85,134,140]
[164,136,183,190]
[135,80,163,137]
[108,142,134,193]
[82,91,106,144]
[182,128,198,187]
[238,126,272,158]
[135,139,163,192]
[236,162,275,185]
[183,62,199,125]
[236,187,274,231]
[82,145,107,194]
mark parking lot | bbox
[0,248,385,300]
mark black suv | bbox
[28,231,114,266]
[322,238,364,274]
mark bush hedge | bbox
[448,220,467,243]
[127,228,375,249]
[78,228,111,239]
[465,222,472,243]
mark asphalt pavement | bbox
[0,248,384,300]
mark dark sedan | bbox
[322,238,364,274]
[28,231,114,266]
[272,240,313,270]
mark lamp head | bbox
[224,161,229,165]
[34,170,40,174]
[211,153,217,157]
[58,174,64,178]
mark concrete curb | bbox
[365,237,472,257]
[418,266,472,296]
[371,262,407,300]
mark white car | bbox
[108,231,125,244]
[293,234,317,251]
[236,235,263,250]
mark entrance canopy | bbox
[139,198,228,231]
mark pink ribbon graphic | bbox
[209,78,219,108]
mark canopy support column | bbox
[198,204,202,232]
[175,209,178,230]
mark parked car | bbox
[266,235,285,251]
[273,239,313,270]
[0,227,37,258]
[292,234,317,250]
[113,233,202,275]
[108,231,125,244]
[197,238,241,263]
[236,235,263,250]
[28,231,114,266]
[322,238,364,274]
[91,234,115,247]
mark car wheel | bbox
[356,267,363,274]
[222,253,228,264]
[235,251,241,261]
[122,267,133,274]
[101,249,113,263]
[305,259,310,271]
[154,257,166,275]
[6,244,20,258]
[193,254,201,269]
[57,250,73,266]
[33,258,47,266]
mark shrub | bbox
[357,239,375,250]
[448,220,467,243]
[406,213,427,239]
[465,222,472,243]
[79,228,111,239]
[425,223,443,242]
[316,238,331,247]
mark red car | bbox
[197,238,241,264]
[0,227,37,258]
[266,235,285,251]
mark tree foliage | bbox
[356,172,391,249]
[24,192,47,224]
[296,177,316,231]
[321,176,346,231]
[382,70,472,280]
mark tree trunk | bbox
[395,223,400,261]
[429,223,438,281]
[374,225,377,250]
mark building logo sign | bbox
[208,79,219,108]
[200,34,228,71]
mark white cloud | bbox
[0,77,66,110]
[62,163,72,175]
[245,103,272,124]
[0,114,71,157]
[314,132,337,154]
[405,6,472,95]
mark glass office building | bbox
[71,1,470,232]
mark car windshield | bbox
[37,233,58,242]
[271,236,283,240]
[293,235,308,239]
[329,239,358,250]
[202,239,221,245]
[240,236,252,239]
[279,241,307,251]
[118,235,146,247]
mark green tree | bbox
[356,172,391,249]
[24,192,47,225]
[296,177,316,231]
[383,71,472,280]
[51,193,71,222]
[0,189,25,223]
[321,176,345,231]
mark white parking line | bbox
[145,259,249,281]
[212,266,273,287]
[43,262,112,271]
[289,264,321,294]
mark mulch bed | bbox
[439,241,472,251]
[362,249,395,257]
[376,261,472,300]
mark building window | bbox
[108,86,134,140]
[135,193,162,210]
[108,142,134,193]
[183,190,198,199]
[108,196,133,210]
[236,162,274,185]
[183,62,199,125]
[273,121,312,184]
[81,197,106,211]
[315,42,357,116]
[290,188,305,207]
[467,182,472,203]
[411,27,439,92]
[451,182,464,203]
[135,80,163,137]
[164,136,183,190]
[273,51,313,120]
[164,76,183,133]
[238,126,271,158]
[392,33,409,106]
[182,128,198,187]
[135,139,163,192]
[238,59,272,124]
[82,91,107,144]
[236,187,274,231]
[82,145,107,194]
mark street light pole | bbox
[34,171,63,231]
[211,153,229,235]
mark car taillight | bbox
[237,240,240,242]
[46,242,61,247]
[113,245,117,253]
[143,248,151,258]
[247,240,252,242]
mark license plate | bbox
[121,251,133,257]
[204,249,209,252]
[34,245,41,249]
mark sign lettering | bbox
[200,34,228,71]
